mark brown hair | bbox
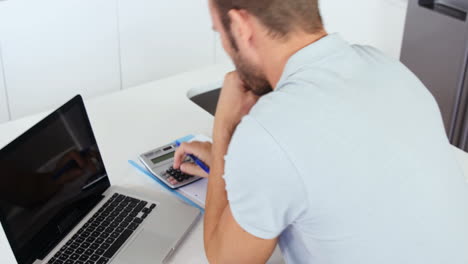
[213,0,323,39]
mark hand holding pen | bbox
[173,141,211,178]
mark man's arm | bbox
[203,72,277,263]
[204,126,277,264]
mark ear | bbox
[228,9,254,51]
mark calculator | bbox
[139,142,203,189]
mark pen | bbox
[175,141,210,174]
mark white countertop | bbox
[0,63,233,264]
[0,63,466,264]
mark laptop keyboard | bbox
[47,193,156,264]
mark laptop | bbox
[0,95,201,264]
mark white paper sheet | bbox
[177,178,207,208]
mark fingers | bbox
[180,162,209,178]
[173,143,189,169]
[173,141,212,169]
[187,141,211,163]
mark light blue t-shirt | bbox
[223,34,468,263]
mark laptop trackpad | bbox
[111,228,171,264]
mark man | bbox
[173,0,468,263]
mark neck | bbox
[261,30,328,89]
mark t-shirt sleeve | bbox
[223,115,308,239]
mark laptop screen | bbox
[0,95,111,264]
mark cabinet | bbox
[0,46,8,123]
[0,0,121,119]
[118,0,215,89]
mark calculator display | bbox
[151,151,175,164]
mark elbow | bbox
[204,234,216,263]
[204,234,225,264]
[205,243,237,264]
[204,224,235,264]
[206,252,217,264]
[205,252,232,264]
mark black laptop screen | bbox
[0,96,111,264]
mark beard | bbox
[231,51,273,97]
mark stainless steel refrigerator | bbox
[401,0,468,151]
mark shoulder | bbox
[350,44,392,62]
[350,44,413,74]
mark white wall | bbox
[0,0,409,123]
[321,0,408,59]
[0,0,121,120]
[118,0,215,89]
[214,33,231,65]
[0,45,9,123]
